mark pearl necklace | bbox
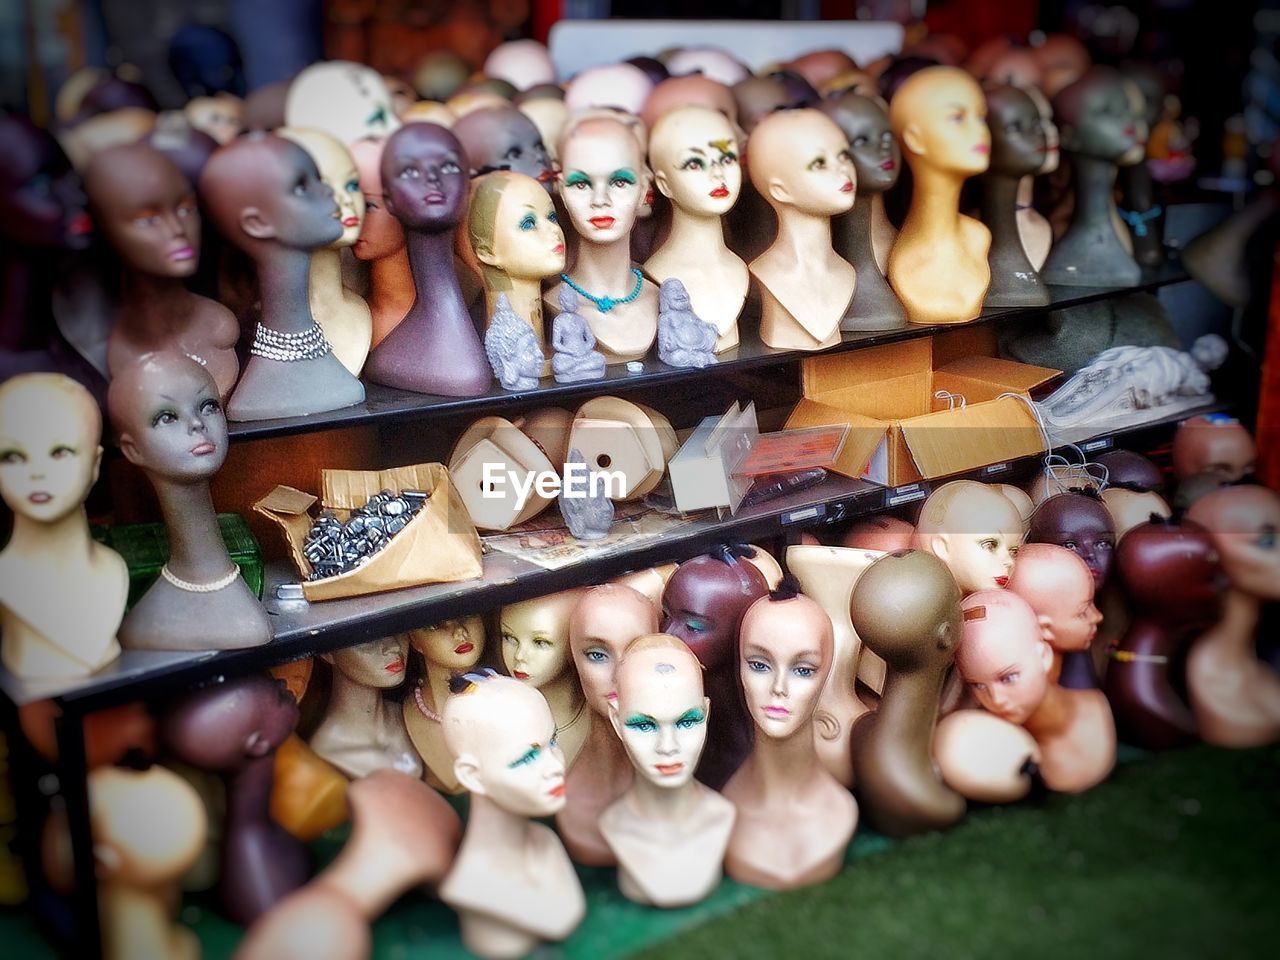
[160,563,241,594]
[560,267,644,314]
[413,680,442,723]
[250,321,332,362]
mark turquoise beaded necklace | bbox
[560,267,644,314]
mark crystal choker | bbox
[250,322,333,363]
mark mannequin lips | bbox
[168,245,196,263]
[424,191,447,204]
[342,215,360,228]
[385,658,405,674]
[548,782,566,798]
[453,641,475,655]
[880,158,896,171]
[67,212,92,236]
[28,492,51,505]
[763,704,791,719]
[588,215,616,230]
[190,440,216,457]
[606,691,618,703]
[552,242,565,254]
[840,180,854,193]
[654,762,684,776]
[994,575,1009,587]
[536,169,554,183]
[973,144,990,155]
[512,670,530,680]
[709,185,730,199]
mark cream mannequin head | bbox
[285,61,401,145]
[1007,543,1102,652]
[444,671,566,817]
[564,64,653,117]
[914,481,1025,594]
[889,65,991,177]
[185,93,243,145]
[278,127,365,248]
[0,374,103,525]
[609,634,709,789]
[641,75,737,133]
[501,589,583,688]
[407,616,485,672]
[738,591,833,739]
[484,40,556,91]
[1187,485,1280,602]
[323,635,409,688]
[1102,487,1172,541]
[90,764,206,887]
[747,108,855,216]
[401,100,456,127]
[557,116,650,247]
[519,97,569,163]
[349,138,403,262]
[649,106,741,217]
[570,584,660,717]
[468,170,565,288]
[957,590,1053,725]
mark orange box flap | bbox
[801,339,932,396]
[785,400,888,480]
[937,355,1060,393]
[899,396,1049,479]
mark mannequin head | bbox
[1171,415,1256,483]
[1007,542,1101,653]
[413,50,471,102]
[818,92,901,195]
[889,66,991,177]
[982,47,1043,90]
[0,373,102,525]
[851,550,963,673]
[285,61,400,146]
[841,515,915,552]
[649,106,741,218]
[1096,449,1163,492]
[484,40,556,92]
[665,47,749,87]
[984,84,1048,178]
[199,133,341,257]
[1187,485,1280,602]
[737,591,833,739]
[1053,66,1143,162]
[406,616,485,672]
[914,481,1025,594]
[83,143,199,278]
[142,115,219,188]
[500,589,583,688]
[453,106,553,188]
[90,765,205,888]
[324,635,408,688]
[557,116,649,247]
[1034,34,1091,98]
[661,551,770,671]
[641,75,737,133]
[444,672,566,817]
[1028,491,1116,588]
[108,352,226,483]
[185,94,243,145]
[732,76,799,134]
[278,128,364,248]
[1103,488,1171,541]
[379,123,469,233]
[0,114,91,250]
[570,584,659,717]
[746,109,855,216]
[787,50,859,92]
[995,484,1036,534]
[468,170,564,286]
[609,634,709,788]
[349,138,404,262]
[401,101,457,127]
[518,98,569,164]
[1116,517,1224,624]
[564,64,653,117]
[162,674,298,773]
[956,590,1052,725]
[1023,85,1061,174]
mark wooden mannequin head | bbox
[277,128,364,249]
[349,138,404,262]
[0,113,91,250]
[468,170,564,288]
[819,92,901,195]
[379,122,469,235]
[285,61,401,146]
[500,589,584,689]
[737,591,833,739]
[889,65,991,179]
[649,106,742,218]
[454,105,554,187]
[570,584,659,718]
[1187,485,1280,602]
[957,590,1053,726]
[661,551,769,672]
[747,108,855,217]
[557,116,649,248]
[914,480,1025,594]
[1028,491,1116,589]
[407,616,485,673]
[1007,542,1102,654]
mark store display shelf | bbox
[225,261,1189,443]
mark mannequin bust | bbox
[1042,67,1144,286]
[545,116,659,364]
[746,108,856,350]
[161,674,309,925]
[1185,486,1280,747]
[933,707,1042,804]
[601,633,735,906]
[440,672,585,959]
[500,589,590,767]
[277,127,372,376]
[559,584,658,865]
[850,550,967,835]
[1118,65,1166,266]
[310,636,421,779]
[108,352,271,651]
[785,544,879,787]
[454,106,554,188]
[284,61,401,146]
[90,764,205,960]
[1107,517,1222,749]
[723,589,856,889]
[956,589,1115,792]
[0,374,125,678]
[979,85,1051,307]
[645,105,748,352]
[819,91,908,331]
[661,549,770,789]
[469,170,565,344]
[83,143,238,400]
[887,66,992,325]
[349,138,414,349]
[1017,84,1058,271]
[913,480,1025,594]
[403,616,485,794]
[1171,414,1256,483]
[199,133,365,421]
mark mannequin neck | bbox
[6,508,94,566]
[980,172,1022,251]
[536,671,585,727]
[665,205,730,261]
[745,723,823,802]
[771,206,835,264]
[579,709,629,770]
[404,228,458,295]
[1023,682,1071,739]
[624,767,701,821]
[877,666,944,751]
[1206,587,1261,657]
[254,246,317,334]
[1069,152,1119,225]
[369,247,414,314]
[326,668,394,735]
[835,191,876,263]
[567,235,633,294]
[905,164,966,239]
[421,660,454,719]
[309,247,347,300]
[226,753,275,826]
[1016,175,1035,208]
[463,793,535,854]
[148,475,233,582]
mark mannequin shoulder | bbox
[958,215,993,253]
[91,542,130,588]
[191,295,241,345]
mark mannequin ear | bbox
[930,534,952,566]
[767,176,792,205]
[901,122,926,157]
[454,754,485,796]
[473,238,500,267]
[239,206,275,240]
[107,435,130,470]
[93,842,123,878]
[1037,639,1054,673]
[702,695,711,721]
[1037,614,1056,644]
[653,168,673,200]
[608,699,622,740]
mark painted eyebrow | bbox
[790,651,822,663]
[685,148,706,156]
[609,168,637,181]
[623,713,656,726]
[677,708,706,722]
[564,171,591,184]
[742,645,774,660]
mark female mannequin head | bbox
[563,64,653,117]
[1171,415,1256,483]
[648,106,742,218]
[641,75,736,133]
[0,113,91,251]
[889,66,991,178]
[407,616,485,673]
[737,591,833,738]
[985,84,1048,178]
[914,481,1025,594]
[1187,485,1280,602]
[324,635,408,688]
[1053,67,1144,163]
[570,584,659,718]
[1028,491,1116,588]
[747,108,855,217]
[379,123,469,234]
[1007,542,1102,653]
[453,106,554,188]
[661,551,770,671]
[500,589,583,688]
[956,589,1053,725]
[819,92,901,195]
[557,116,649,249]
[468,170,564,287]
[349,138,403,263]
[162,674,298,774]
[285,61,401,146]
[277,128,365,249]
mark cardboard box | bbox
[786,329,1060,487]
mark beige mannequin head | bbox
[1171,415,1256,482]
[841,515,915,552]
[468,170,565,289]
[501,589,583,688]
[570,584,660,717]
[956,589,1053,725]
[1102,487,1171,541]
[557,116,650,247]
[278,127,365,248]
[444,672,566,817]
[1187,485,1280,602]
[401,100,457,127]
[285,61,401,145]
[649,106,742,218]
[738,592,833,739]
[747,108,855,216]
[349,138,404,263]
[641,75,737,133]
[995,483,1036,534]
[1007,543,1102,653]
[609,634,709,789]
[90,764,206,887]
[185,93,243,145]
[563,64,653,118]
[889,66,991,177]
[914,480,1025,594]
[0,374,102,525]
[519,98,569,163]
[406,616,485,673]
[323,635,409,688]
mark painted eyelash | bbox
[623,715,657,732]
[675,709,706,728]
[508,744,542,768]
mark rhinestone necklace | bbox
[250,321,332,362]
[559,267,644,314]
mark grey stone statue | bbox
[551,288,607,384]
[484,292,544,391]
[560,448,614,541]
[657,278,719,369]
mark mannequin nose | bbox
[591,184,609,207]
[771,674,787,698]
[657,726,677,756]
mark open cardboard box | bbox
[785,328,1061,487]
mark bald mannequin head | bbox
[649,105,741,216]
[349,138,404,263]
[1172,415,1256,483]
[738,592,833,739]
[787,50,859,91]
[746,108,855,215]
[500,588,584,690]
[850,550,963,672]
[570,583,660,716]
[889,65,990,177]
[564,64,653,117]
[1188,485,1280,602]
[453,105,553,188]
[661,552,769,671]
[841,515,915,552]
[642,75,737,132]
[957,589,1052,725]
[1052,67,1143,162]
[1007,542,1101,653]
[90,765,206,887]
[285,60,400,145]
[914,481,1025,594]
[277,127,364,249]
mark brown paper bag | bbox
[253,463,483,602]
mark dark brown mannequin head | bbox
[0,113,90,250]
[661,550,769,671]
[984,84,1047,178]
[1028,491,1117,588]
[1115,516,1224,626]
[161,674,298,773]
[453,106,553,188]
[850,550,962,673]
[1095,449,1163,492]
[379,122,469,234]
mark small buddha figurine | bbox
[0,374,126,679]
[402,617,486,795]
[550,288,607,383]
[656,278,718,369]
[484,293,544,391]
[601,634,736,906]
[560,448,614,540]
[309,635,422,780]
